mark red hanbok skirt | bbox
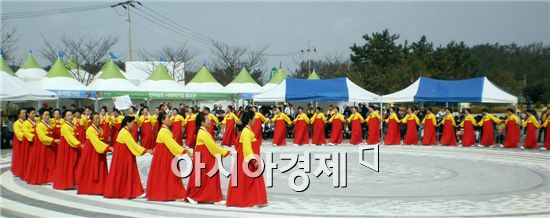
[367,118,380,144]
[76,139,108,195]
[222,119,237,146]
[480,121,495,146]
[141,122,154,149]
[523,123,538,149]
[11,137,22,177]
[384,119,400,145]
[272,120,287,146]
[403,120,418,145]
[311,118,326,145]
[422,120,437,145]
[226,133,267,207]
[329,119,344,144]
[293,120,310,145]
[53,136,79,190]
[461,121,476,146]
[503,120,520,148]
[99,123,110,144]
[25,135,56,184]
[349,119,363,145]
[103,142,144,198]
[252,119,263,145]
[110,124,121,147]
[171,121,183,146]
[440,120,456,146]
[185,121,197,148]
[186,145,223,203]
[146,142,187,201]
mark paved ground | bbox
[1,142,549,217]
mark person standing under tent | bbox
[292,107,310,146]
[21,108,37,182]
[99,107,110,144]
[459,108,477,147]
[76,112,111,195]
[522,109,540,149]
[252,106,268,145]
[187,113,231,204]
[328,107,345,145]
[146,112,191,201]
[270,107,292,146]
[221,106,240,147]
[478,108,501,147]
[204,107,220,140]
[421,108,437,145]
[347,106,365,145]
[26,110,59,185]
[11,109,26,177]
[139,106,155,150]
[311,107,327,146]
[109,109,124,147]
[170,108,186,146]
[439,108,457,146]
[384,107,401,145]
[542,114,550,150]
[226,110,268,208]
[104,116,151,199]
[402,108,420,145]
[365,105,382,144]
[325,105,335,138]
[53,110,82,190]
[502,108,521,148]
[184,107,197,148]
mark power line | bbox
[2,3,112,20]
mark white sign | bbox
[113,95,132,110]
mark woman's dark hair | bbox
[121,116,136,131]
[62,110,71,118]
[426,107,433,113]
[465,108,471,114]
[297,106,303,111]
[507,108,515,114]
[241,110,255,126]
[481,108,488,113]
[18,108,26,115]
[334,106,340,111]
[368,105,375,110]
[157,112,167,133]
[90,112,99,119]
[195,112,207,135]
[53,108,61,113]
[353,106,359,111]
[446,107,453,113]
[276,106,282,112]
[26,107,36,115]
[204,107,211,112]
[172,108,179,113]
[100,106,107,112]
[40,109,50,116]
[253,106,258,111]
[316,106,322,111]
[227,105,234,112]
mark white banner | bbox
[113,95,132,110]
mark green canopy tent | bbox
[262,67,287,91]
[15,53,47,82]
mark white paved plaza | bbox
[1,143,549,217]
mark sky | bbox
[2,0,549,82]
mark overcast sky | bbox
[2,1,549,81]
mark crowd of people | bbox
[4,101,550,207]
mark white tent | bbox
[225,67,264,94]
[182,66,227,93]
[15,53,47,82]
[262,68,287,91]
[382,77,517,103]
[87,60,138,92]
[1,71,57,101]
[35,59,89,92]
[254,78,381,102]
[138,64,186,92]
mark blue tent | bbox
[382,77,517,103]
[254,78,381,102]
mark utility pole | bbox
[111,0,142,61]
[300,40,316,76]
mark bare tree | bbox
[1,20,17,62]
[210,42,267,85]
[291,53,351,79]
[137,44,197,83]
[39,34,118,85]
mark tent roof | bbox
[20,54,42,69]
[139,80,185,92]
[99,60,126,79]
[47,59,75,78]
[66,58,80,70]
[254,77,381,102]
[382,77,518,103]
[267,68,286,84]
[147,64,173,81]
[1,71,58,101]
[189,66,219,83]
[307,71,320,80]
[230,68,258,84]
[0,56,14,76]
